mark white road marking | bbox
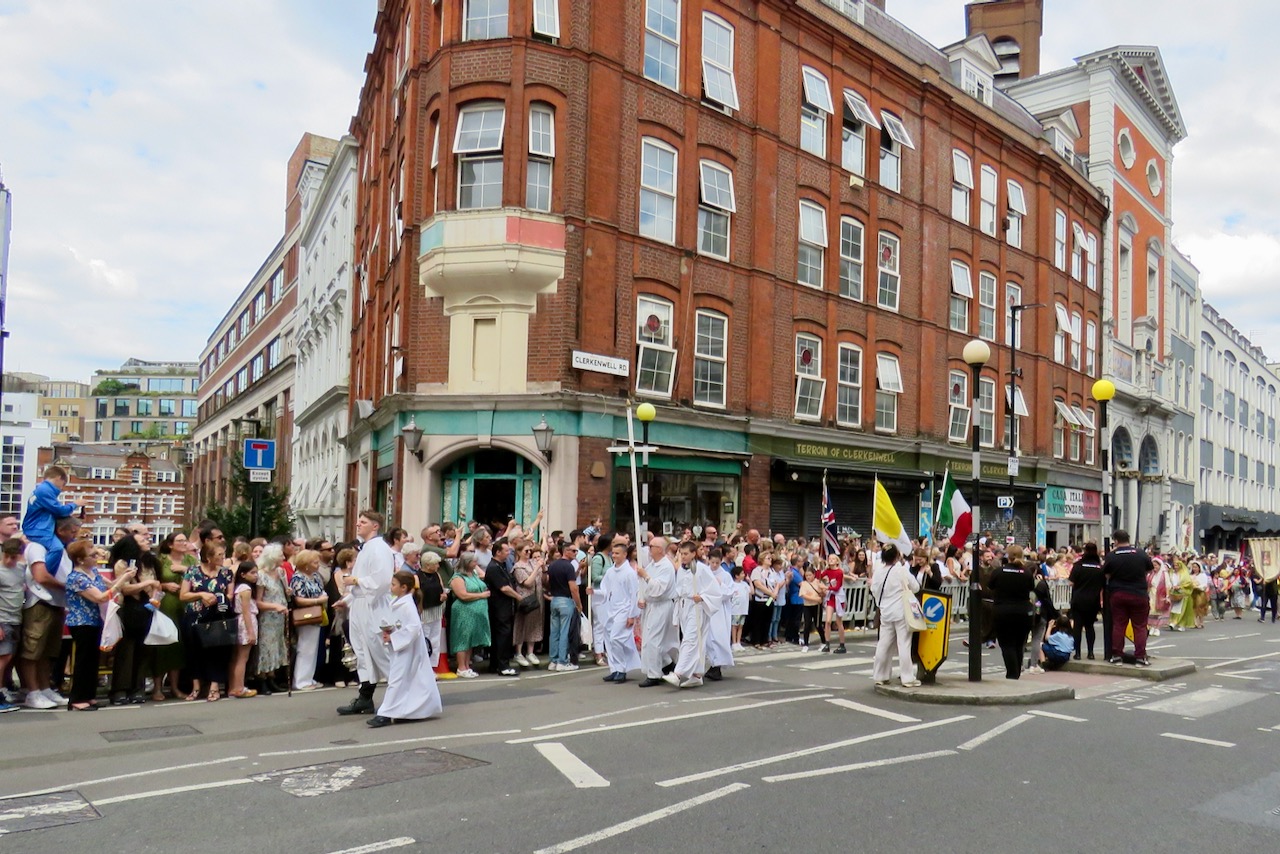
[1146,644,1174,650]
[531,704,668,730]
[656,715,972,787]
[743,675,783,683]
[1160,732,1236,748]
[534,743,610,788]
[1028,710,1088,722]
[2,755,249,799]
[762,750,955,783]
[682,688,820,703]
[1223,667,1271,676]
[748,651,819,663]
[533,783,750,854]
[258,729,520,757]
[1205,652,1280,669]
[94,778,253,806]
[1136,687,1262,717]
[507,694,830,745]
[256,764,365,798]
[794,657,874,670]
[325,837,416,854]
[1222,673,1264,681]
[825,698,920,723]
[957,714,1033,751]
[0,800,89,823]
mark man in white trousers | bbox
[870,544,921,688]
[665,541,723,688]
[702,545,736,681]
[337,510,395,715]
[637,536,679,688]
[599,542,642,683]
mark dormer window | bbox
[961,63,993,106]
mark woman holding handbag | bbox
[180,540,235,701]
[289,549,328,691]
[871,544,921,688]
[511,542,543,668]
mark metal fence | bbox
[840,577,1072,624]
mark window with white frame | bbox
[1071,223,1086,280]
[949,260,971,333]
[800,66,833,157]
[877,231,900,311]
[1053,399,1080,459]
[1086,233,1098,289]
[951,150,973,224]
[463,0,508,41]
[836,344,862,426]
[532,0,560,39]
[841,89,878,176]
[1071,404,1093,463]
[879,111,913,193]
[1053,303,1070,364]
[697,160,735,259]
[977,272,997,341]
[1070,310,1082,370]
[962,63,993,105]
[794,334,825,421]
[1054,208,1067,269]
[455,102,505,209]
[979,166,997,236]
[429,118,440,213]
[797,200,827,288]
[526,104,554,212]
[701,13,738,110]
[1005,282,1022,348]
[643,0,680,90]
[1085,319,1097,376]
[977,377,995,447]
[1004,384,1028,452]
[838,217,863,300]
[1006,179,1026,248]
[693,310,727,407]
[948,370,970,442]
[636,296,676,397]
[1083,408,1096,465]
[639,138,677,243]
[875,353,903,433]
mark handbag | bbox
[901,572,927,632]
[517,592,540,614]
[292,605,324,626]
[144,611,179,646]
[194,614,239,648]
[100,598,124,651]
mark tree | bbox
[200,447,295,540]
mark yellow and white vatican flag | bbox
[873,477,914,556]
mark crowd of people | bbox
[2,463,1276,717]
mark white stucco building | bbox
[292,136,356,541]
[2,392,52,518]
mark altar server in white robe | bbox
[665,540,724,688]
[599,542,642,683]
[368,571,443,727]
[702,546,736,681]
[637,537,679,688]
[337,510,395,717]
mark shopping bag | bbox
[579,613,593,648]
[144,611,179,646]
[901,574,927,632]
[100,599,124,651]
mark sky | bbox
[1,0,1278,383]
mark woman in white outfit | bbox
[871,544,921,688]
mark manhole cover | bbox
[100,724,202,743]
[0,791,100,835]
[251,748,488,798]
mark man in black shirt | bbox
[1102,530,1152,666]
[485,540,522,676]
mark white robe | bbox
[377,594,443,721]
[600,562,642,674]
[348,535,394,683]
[422,604,443,668]
[704,563,735,668]
[673,562,724,680]
[639,556,679,679]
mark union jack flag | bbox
[821,471,839,558]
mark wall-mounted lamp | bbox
[401,415,424,463]
[532,415,555,462]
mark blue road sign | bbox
[924,598,946,623]
[243,438,277,470]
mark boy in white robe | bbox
[665,541,724,688]
[702,547,736,680]
[599,542,642,683]
[637,537,679,688]
[369,570,442,727]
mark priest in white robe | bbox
[369,571,443,727]
[702,547,736,680]
[665,540,724,688]
[599,542,642,683]
[337,510,395,717]
[637,537,679,688]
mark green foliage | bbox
[200,446,295,539]
[92,378,135,395]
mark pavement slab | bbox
[874,673,1075,705]
[1062,657,1197,680]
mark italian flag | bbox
[937,469,973,548]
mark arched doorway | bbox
[440,449,541,530]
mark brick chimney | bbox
[964,0,1043,84]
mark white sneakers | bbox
[526,653,540,665]
[901,679,922,688]
[513,654,531,667]
[662,673,682,688]
[548,662,559,672]
[1027,665,1045,674]
[458,669,478,679]
[548,662,578,672]
[731,643,746,651]
[679,677,703,688]
[24,690,57,710]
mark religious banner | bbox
[1248,539,1280,581]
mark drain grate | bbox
[0,791,100,835]
[100,724,202,743]
[251,748,488,798]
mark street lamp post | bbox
[1091,378,1116,659]
[963,339,991,683]
[636,403,656,537]
[1006,303,1042,545]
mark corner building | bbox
[349,0,1106,542]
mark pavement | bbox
[2,615,1277,853]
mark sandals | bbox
[229,688,258,698]
[185,690,202,701]
[207,686,221,702]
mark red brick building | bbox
[347,0,1106,543]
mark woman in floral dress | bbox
[254,544,290,692]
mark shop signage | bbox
[1045,486,1101,521]
[950,459,1034,481]
[791,441,903,465]
[572,350,630,377]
